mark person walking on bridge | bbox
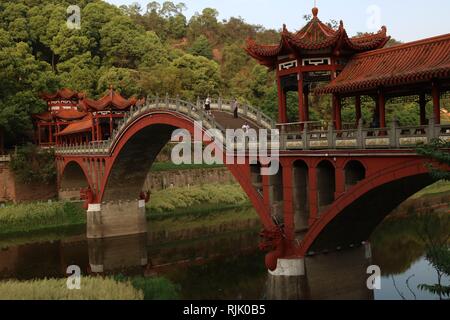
[232,98,239,119]
[204,96,212,116]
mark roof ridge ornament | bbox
[312,6,319,18]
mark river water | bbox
[0,205,448,300]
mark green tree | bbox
[98,67,142,98]
[188,35,213,59]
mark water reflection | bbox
[267,245,374,300]
[0,207,448,300]
[88,234,148,273]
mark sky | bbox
[106,0,450,43]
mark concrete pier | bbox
[86,200,147,239]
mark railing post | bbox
[155,95,159,108]
[165,93,169,108]
[389,117,399,148]
[196,96,201,110]
[244,104,248,117]
[428,114,436,141]
[257,109,261,125]
[328,125,335,149]
[357,118,363,149]
[218,96,222,111]
[303,125,309,150]
[175,95,180,111]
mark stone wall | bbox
[0,159,57,203]
[143,167,236,191]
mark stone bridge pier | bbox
[86,200,147,239]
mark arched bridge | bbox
[55,97,450,271]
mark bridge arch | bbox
[99,111,274,229]
[59,160,91,201]
[344,160,366,190]
[316,160,336,212]
[297,159,436,256]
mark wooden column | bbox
[298,73,305,123]
[304,86,310,123]
[109,113,113,138]
[277,77,287,123]
[48,123,53,144]
[419,93,427,125]
[378,90,386,129]
[432,82,441,125]
[38,123,42,146]
[96,117,101,141]
[355,95,362,125]
[333,94,342,130]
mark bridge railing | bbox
[56,96,228,156]
[208,98,275,130]
[280,120,450,150]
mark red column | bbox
[277,77,287,123]
[304,87,310,123]
[262,172,271,214]
[96,117,101,141]
[432,82,441,124]
[298,72,305,123]
[37,123,42,146]
[355,95,362,125]
[378,90,386,129]
[333,94,342,130]
[48,124,53,144]
[308,165,318,226]
[419,93,427,125]
[282,160,294,241]
[109,114,113,138]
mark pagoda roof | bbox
[317,33,450,94]
[245,7,390,68]
[33,110,88,122]
[39,88,81,101]
[79,87,137,112]
[56,115,94,136]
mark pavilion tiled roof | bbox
[318,33,450,94]
[56,115,93,136]
[33,110,88,122]
[79,87,137,112]
[39,88,81,101]
[245,7,390,68]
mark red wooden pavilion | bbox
[34,87,143,146]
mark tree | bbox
[417,139,450,181]
[98,67,142,98]
[188,35,213,59]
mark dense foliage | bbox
[0,0,447,149]
[9,144,56,184]
[417,139,450,181]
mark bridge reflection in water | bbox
[87,233,375,300]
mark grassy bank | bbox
[0,277,143,300]
[147,184,250,215]
[0,202,85,237]
[412,180,450,199]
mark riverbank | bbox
[0,183,253,247]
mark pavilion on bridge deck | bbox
[246,6,450,132]
[33,87,145,146]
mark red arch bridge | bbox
[55,97,450,273]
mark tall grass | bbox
[0,277,143,300]
[115,275,180,300]
[148,184,249,214]
[0,202,85,235]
